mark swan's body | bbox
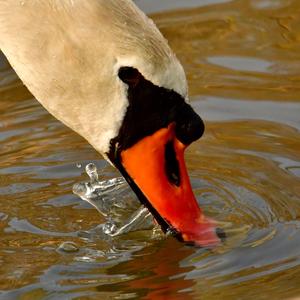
[0,0,219,246]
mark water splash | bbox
[73,163,156,237]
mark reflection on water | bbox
[206,56,274,73]
[0,0,300,299]
[135,0,233,13]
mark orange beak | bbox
[119,123,220,247]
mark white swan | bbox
[0,0,219,246]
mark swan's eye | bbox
[118,67,142,87]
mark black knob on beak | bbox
[175,104,205,145]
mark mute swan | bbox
[0,0,220,246]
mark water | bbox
[73,163,154,237]
[1,0,300,299]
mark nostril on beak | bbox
[165,141,180,186]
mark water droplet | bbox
[72,183,87,196]
[85,163,98,183]
[103,221,117,235]
[57,241,79,253]
[166,227,178,237]
[76,256,95,262]
[76,163,82,168]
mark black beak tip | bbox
[216,227,226,242]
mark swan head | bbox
[0,0,220,246]
[107,65,220,247]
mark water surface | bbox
[0,0,300,299]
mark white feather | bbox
[0,0,188,154]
